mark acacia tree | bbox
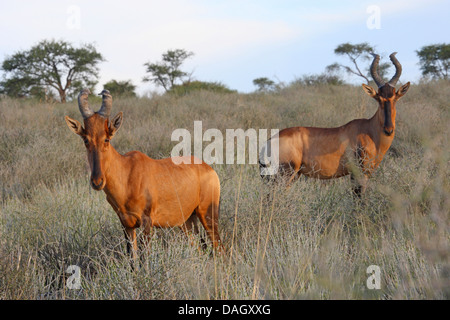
[143,49,194,92]
[253,77,276,92]
[416,43,449,80]
[330,42,390,84]
[103,79,137,97]
[0,39,104,102]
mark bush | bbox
[103,79,137,97]
[168,80,236,96]
[293,73,345,86]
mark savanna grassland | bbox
[0,81,448,299]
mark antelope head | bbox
[362,53,410,136]
[65,89,123,190]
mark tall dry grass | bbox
[0,81,448,299]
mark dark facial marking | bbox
[379,85,395,136]
[378,85,395,99]
[384,101,393,130]
[82,114,109,190]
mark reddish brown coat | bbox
[65,92,222,261]
[262,82,410,195]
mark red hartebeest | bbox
[260,53,410,196]
[65,89,222,261]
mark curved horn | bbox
[97,89,112,118]
[369,53,385,88]
[387,52,402,86]
[78,88,94,119]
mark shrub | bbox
[168,80,236,96]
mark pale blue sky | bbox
[0,0,448,95]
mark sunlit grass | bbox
[0,81,448,299]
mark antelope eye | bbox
[105,139,110,143]
[83,138,89,145]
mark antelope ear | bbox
[108,112,123,138]
[362,84,378,98]
[396,82,410,100]
[65,116,84,136]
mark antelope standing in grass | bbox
[260,53,410,196]
[65,89,222,261]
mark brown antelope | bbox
[65,89,222,261]
[260,53,410,196]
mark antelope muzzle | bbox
[90,151,106,190]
